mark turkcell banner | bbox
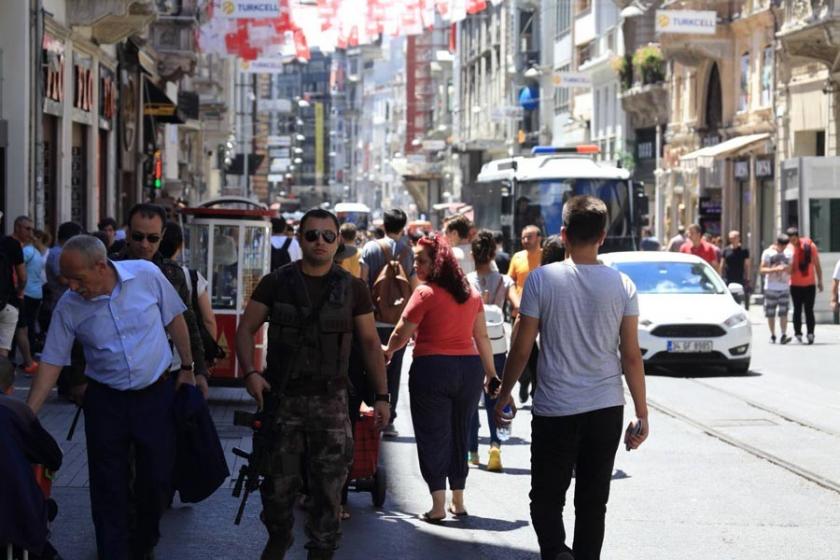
[219,1,281,19]
[240,59,285,73]
[655,10,716,35]
[552,72,591,89]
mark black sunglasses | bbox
[302,229,337,244]
[130,231,162,243]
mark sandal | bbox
[419,511,445,524]
[448,506,468,518]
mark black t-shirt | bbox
[251,264,373,317]
[0,236,24,307]
[722,246,749,282]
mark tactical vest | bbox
[265,263,354,396]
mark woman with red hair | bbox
[383,233,497,523]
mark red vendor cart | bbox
[179,197,273,384]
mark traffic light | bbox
[153,150,162,189]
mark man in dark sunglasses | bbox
[110,203,210,398]
[236,208,390,560]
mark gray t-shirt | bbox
[520,261,639,417]
[467,270,512,307]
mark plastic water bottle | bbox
[497,405,513,442]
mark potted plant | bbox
[611,54,633,90]
[632,44,665,85]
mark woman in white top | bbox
[466,230,519,472]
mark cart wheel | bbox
[372,467,387,507]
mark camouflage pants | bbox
[260,395,354,559]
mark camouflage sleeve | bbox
[161,260,209,376]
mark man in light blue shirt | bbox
[27,235,195,560]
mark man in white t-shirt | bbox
[496,195,648,560]
[760,234,792,344]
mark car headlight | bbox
[724,313,748,328]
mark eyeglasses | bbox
[130,231,162,244]
[302,229,337,244]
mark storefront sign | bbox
[734,160,749,179]
[43,34,65,104]
[755,158,773,178]
[551,72,591,89]
[699,196,722,216]
[656,10,717,35]
[258,98,292,112]
[422,140,446,151]
[73,54,94,112]
[100,66,116,120]
[219,1,281,19]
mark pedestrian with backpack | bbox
[360,209,419,437]
[466,231,520,472]
[270,217,301,271]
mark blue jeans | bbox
[469,353,507,451]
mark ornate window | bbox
[738,52,750,112]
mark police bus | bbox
[334,202,371,231]
[474,145,648,252]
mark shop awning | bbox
[143,78,185,124]
[680,133,770,170]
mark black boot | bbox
[307,548,335,560]
[260,534,293,560]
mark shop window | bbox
[738,51,750,112]
[809,198,840,252]
[556,0,571,37]
[760,45,773,107]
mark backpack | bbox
[271,237,293,271]
[371,239,411,325]
[481,275,508,354]
[0,250,13,310]
[188,269,226,363]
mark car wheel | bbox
[727,361,750,374]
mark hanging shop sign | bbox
[755,158,774,178]
[734,160,749,179]
[551,72,592,89]
[241,58,287,73]
[655,10,717,35]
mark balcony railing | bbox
[67,0,157,44]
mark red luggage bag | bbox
[349,409,386,507]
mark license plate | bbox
[667,340,713,353]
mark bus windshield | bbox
[514,178,633,251]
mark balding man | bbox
[27,235,195,560]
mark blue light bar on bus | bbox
[531,145,600,155]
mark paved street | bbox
[14,307,840,559]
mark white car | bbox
[600,251,752,374]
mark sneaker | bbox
[23,361,39,375]
[468,451,479,466]
[486,447,502,472]
[807,333,815,345]
[770,335,776,344]
[795,334,803,343]
[780,334,791,345]
[382,423,399,438]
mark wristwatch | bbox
[374,393,391,404]
[180,362,194,372]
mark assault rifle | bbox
[231,390,280,525]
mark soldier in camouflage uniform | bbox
[111,203,210,393]
[237,208,390,560]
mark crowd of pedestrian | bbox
[3,192,839,560]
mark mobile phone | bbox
[487,377,502,394]
[625,419,644,451]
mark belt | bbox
[86,371,171,393]
[284,377,347,397]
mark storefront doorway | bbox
[71,123,88,226]
[43,115,60,235]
